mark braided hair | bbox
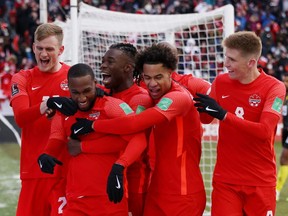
[109,43,139,83]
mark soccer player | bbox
[193,31,285,215]
[39,63,148,215]
[71,43,206,216]
[10,23,76,216]
[276,73,288,201]
[101,43,153,216]
[142,41,211,172]
[158,41,211,96]
[66,43,153,216]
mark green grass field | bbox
[0,142,287,216]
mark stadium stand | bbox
[0,0,287,110]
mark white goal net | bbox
[57,3,234,214]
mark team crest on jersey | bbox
[88,112,100,120]
[157,97,172,111]
[11,83,19,96]
[248,94,261,107]
[60,79,69,91]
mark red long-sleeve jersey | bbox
[10,63,70,179]
[209,69,285,186]
[81,83,153,194]
[92,82,205,195]
[45,96,147,198]
[113,84,153,194]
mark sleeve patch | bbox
[119,102,133,115]
[272,97,283,113]
[11,83,19,96]
[156,97,172,111]
[136,105,145,114]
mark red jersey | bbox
[148,82,204,195]
[113,83,153,194]
[92,81,205,195]
[112,83,153,114]
[10,63,70,179]
[171,72,211,96]
[47,96,147,198]
[211,69,285,186]
[82,84,153,194]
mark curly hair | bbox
[134,43,178,84]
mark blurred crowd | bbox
[0,0,288,101]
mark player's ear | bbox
[58,45,64,56]
[168,69,173,78]
[124,63,134,73]
[32,43,36,53]
[247,57,257,68]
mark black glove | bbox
[70,118,94,139]
[193,93,227,120]
[47,97,77,116]
[37,153,63,174]
[107,164,124,203]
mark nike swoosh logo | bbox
[74,127,84,134]
[39,160,43,168]
[32,86,41,90]
[54,102,62,108]
[221,95,230,99]
[206,106,218,112]
[115,175,121,189]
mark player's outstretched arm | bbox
[224,111,279,140]
[94,108,166,135]
[70,108,165,136]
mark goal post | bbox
[60,3,234,83]
[58,3,234,214]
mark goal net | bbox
[57,3,234,214]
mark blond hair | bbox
[222,31,262,59]
[34,23,63,46]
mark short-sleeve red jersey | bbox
[48,96,147,198]
[211,69,285,186]
[10,63,70,179]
